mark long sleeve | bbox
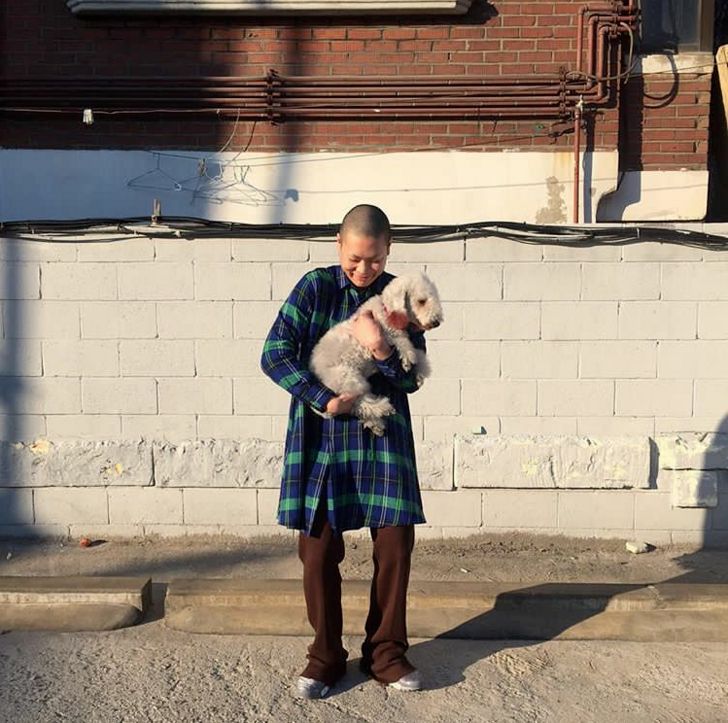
[373,330,427,394]
[260,273,336,413]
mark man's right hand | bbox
[325,393,359,416]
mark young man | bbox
[260,204,428,699]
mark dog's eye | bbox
[416,299,426,305]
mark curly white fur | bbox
[309,271,443,436]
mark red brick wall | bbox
[0,0,709,170]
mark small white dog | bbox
[309,271,443,435]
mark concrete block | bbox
[622,242,703,262]
[456,435,650,490]
[576,417,655,437]
[81,301,156,339]
[615,380,693,417]
[34,488,108,524]
[424,263,501,301]
[698,302,728,339]
[542,245,621,262]
[0,238,76,262]
[427,341,499,379]
[502,341,578,379]
[120,340,195,377]
[634,490,708,530]
[408,379,461,416]
[5,300,80,339]
[108,487,183,524]
[0,263,40,299]
[183,489,258,525]
[582,263,660,300]
[500,417,578,435]
[655,416,728,434]
[155,238,231,262]
[119,263,193,300]
[257,488,280,526]
[466,236,542,262]
[0,488,33,524]
[580,341,657,379]
[157,302,233,338]
[0,340,43,376]
[389,240,464,263]
[46,415,122,440]
[271,263,316,301]
[121,415,197,441]
[504,263,579,301]
[197,415,273,441]
[0,439,152,487]
[420,490,482,526]
[665,470,719,508]
[42,263,117,300]
[154,439,283,488]
[83,379,157,414]
[557,490,635,529]
[695,381,728,417]
[461,380,536,416]
[416,441,453,490]
[196,340,262,377]
[538,380,613,416]
[658,341,728,378]
[68,523,144,538]
[0,524,68,539]
[542,302,618,340]
[42,340,119,376]
[233,301,282,339]
[483,489,558,528]
[234,378,290,416]
[308,242,338,263]
[0,378,81,414]
[709,487,728,530]
[463,302,540,340]
[656,433,728,470]
[232,238,309,262]
[423,416,499,442]
[195,263,271,301]
[158,378,232,414]
[618,301,697,340]
[662,263,728,300]
[77,237,154,262]
[0,415,47,441]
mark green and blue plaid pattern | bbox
[260,265,427,534]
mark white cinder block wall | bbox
[1,230,727,546]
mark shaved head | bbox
[339,204,391,243]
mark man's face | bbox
[337,231,390,288]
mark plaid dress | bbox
[260,265,427,534]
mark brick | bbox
[121,415,196,440]
[483,489,557,528]
[0,341,42,376]
[5,301,79,339]
[662,263,728,300]
[194,262,271,301]
[538,381,613,416]
[618,302,696,340]
[634,490,708,530]
[183,489,257,525]
[420,490,482,526]
[580,341,657,379]
[0,488,33,524]
[389,240,463,263]
[42,340,118,376]
[658,340,728,378]
[42,263,117,300]
[83,379,156,414]
[77,238,154,262]
[0,263,40,299]
[158,378,232,414]
[155,238,231,262]
[698,302,728,339]
[461,380,536,416]
[120,340,195,376]
[615,380,693,417]
[502,341,577,379]
[34,488,108,524]
[423,264,501,301]
[466,236,542,262]
[504,263,579,300]
[108,488,183,524]
[463,301,539,340]
[157,302,232,338]
[582,263,660,301]
[257,488,280,526]
[81,301,156,339]
[232,238,309,262]
[557,490,635,529]
[197,415,273,440]
[46,415,121,439]
[408,379,461,416]
[427,341,498,379]
[119,263,193,300]
[542,302,618,340]
[196,340,262,377]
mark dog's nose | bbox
[429,320,440,328]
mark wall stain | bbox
[535,176,567,224]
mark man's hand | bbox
[325,393,359,416]
[350,310,392,360]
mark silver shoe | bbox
[296,676,331,699]
[388,669,423,692]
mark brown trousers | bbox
[297,506,415,686]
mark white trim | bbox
[66,0,474,14]
[633,52,714,76]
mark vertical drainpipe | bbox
[573,95,584,224]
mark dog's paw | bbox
[364,419,387,437]
[400,349,417,372]
[371,397,396,418]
